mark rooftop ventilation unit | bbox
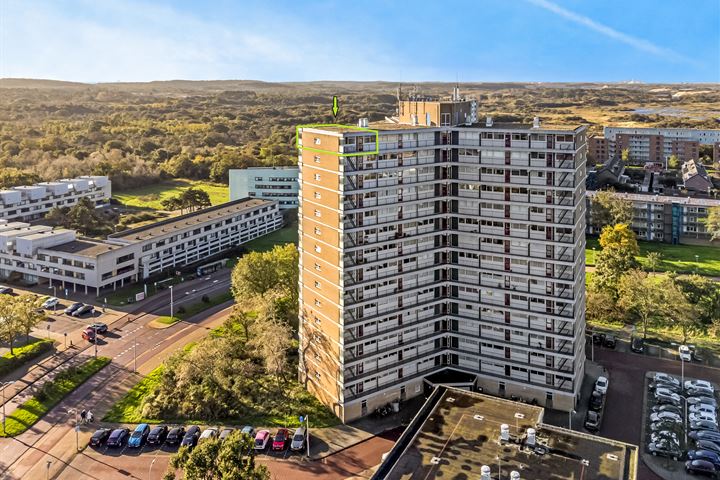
[510,471,521,480]
[358,118,369,128]
[486,116,493,127]
[533,117,541,129]
[500,424,510,442]
[480,465,492,480]
[411,114,419,126]
[526,428,536,447]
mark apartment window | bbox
[314,173,321,181]
[254,176,263,181]
[314,245,322,253]
[314,155,321,163]
[315,281,321,289]
[314,210,322,218]
[314,138,321,145]
[314,191,322,199]
[314,227,321,235]
[314,299,322,307]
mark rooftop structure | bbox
[681,159,713,193]
[229,167,299,209]
[374,386,638,480]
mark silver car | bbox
[290,427,306,451]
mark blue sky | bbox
[1,0,718,83]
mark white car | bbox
[653,373,681,388]
[689,412,718,424]
[199,428,217,443]
[679,345,692,362]
[690,404,717,416]
[42,297,60,309]
[686,380,714,392]
[655,388,681,405]
[650,411,683,424]
[650,431,681,445]
[595,376,609,395]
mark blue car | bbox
[687,449,720,467]
[127,424,150,448]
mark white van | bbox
[291,427,306,451]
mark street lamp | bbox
[496,455,502,479]
[1,381,15,434]
[568,409,577,430]
[67,408,79,451]
[695,255,699,273]
[133,333,137,373]
[169,285,174,321]
[46,461,51,480]
[48,285,57,311]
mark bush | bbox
[201,295,210,303]
[0,340,54,377]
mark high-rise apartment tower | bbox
[298,93,587,422]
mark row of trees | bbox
[160,187,212,214]
[588,224,720,342]
[0,295,46,354]
[46,198,118,236]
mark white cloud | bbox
[0,0,438,82]
[525,0,692,64]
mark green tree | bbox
[617,270,665,339]
[593,224,640,296]
[660,276,702,343]
[15,294,46,344]
[673,274,720,327]
[667,154,680,170]
[585,287,618,324]
[0,296,21,354]
[589,189,634,232]
[646,251,663,275]
[703,206,720,241]
[231,244,299,306]
[621,148,630,162]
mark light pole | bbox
[46,460,51,480]
[49,285,57,311]
[93,325,98,358]
[496,455,502,479]
[306,414,310,458]
[133,334,137,373]
[67,408,79,451]
[148,457,157,480]
[568,409,576,430]
[169,285,174,321]
[694,255,699,273]
[1,381,14,435]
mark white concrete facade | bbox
[229,167,299,209]
[299,119,587,421]
[0,198,282,294]
[0,176,111,221]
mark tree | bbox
[617,270,665,339]
[589,189,634,232]
[703,206,720,241]
[594,224,640,296]
[586,287,618,324]
[15,295,45,344]
[673,274,720,327]
[646,251,663,275]
[249,294,294,382]
[0,296,21,355]
[667,154,680,170]
[660,276,701,343]
[621,148,630,162]
[231,244,299,308]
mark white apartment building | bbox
[298,97,587,422]
[229,167,299,209]
[0,176,111,221]
[0,198,282,295]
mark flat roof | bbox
[47,239,122,258]
[587,190,720,207]
[109,197,273,242]
[379,387,636,480]
[303,121,584,134]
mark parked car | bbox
[219,428,235,442]
[685,459,717,476]
[686,380,715,392]
[651,411,683,424]
[199,428,218,443]
[72,304,95,317]
[241,425,255,438]
[584,410,601,432]
[88,322,108,334]
[689,396,719,408]
[42,297,60,309]
[147,425,168,445]
[254,430,271,450]
[291,427,306,451]
[64,302,84,315]
[690,430,720,443]
[0,286,13,294]
[691,405,718,416]
[695,440,720,456]
[166,427,186,445]
[589,391,604,411]
[651,421,684,432]
[654,373,681,388]
[603,335,616,349]
[630,337,644,353]
[652,404,683,416]
[106,428,130,447]
[688,387,716,399]
[655,388,682,406]
[89,428,111,447]
[691,420,720,432]
[648,440,683,460]
[650,382,682,394]
[592,332,605,345]
[690,412,718,425]
[272,428,290,451]
[128,424,150,448]
[650,431,681,445]
[679,345,693,362]
[181,426,201,449]
[595,376,609,395]
[81,327,96,342]
[687,450,720,467]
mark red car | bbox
[272,428,290,450]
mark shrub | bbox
[0,340,54,377]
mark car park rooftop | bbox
[375,386,638,480]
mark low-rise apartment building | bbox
[0,176,111,221]
[587,191,720,244]
[229,167,299,209]
[0,198,282,295]
[681,159,714,193]
[597,127,720,165]
[298,94,587,422]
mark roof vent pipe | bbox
[480,465,492,480]
[526,428,536,446]
[533,116,541,128]
[510,471,521,480]
[500,424,510,442]
[358,118,369,128]
[486,116,493,127]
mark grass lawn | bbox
[0,339,54,377]
[113,179,229,210]
[0,357,110,437]
[103,366,164,424]
[586,237,720,276]
[153,291,234,326]
[98,276,185,306]
[243,219,298,252]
